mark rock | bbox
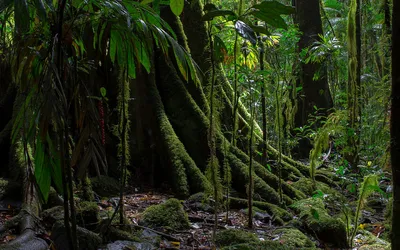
[90,176,120,197]
[215,229,259,247]
[272,228,315,248]
[220,241,291,250]
[292,198,348,248]
[51,221,102,250]
[140,198,190,230]
[42,206,64,226]
[106,240,154,250]
[76,201,99,230]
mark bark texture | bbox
[391,0,400,248]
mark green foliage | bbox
[349,175,382,246]
[215,229,259,247]
[141,198,190,230]
[170,0,184,16]
[309,110,347,185]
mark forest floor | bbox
[0,186,390,249]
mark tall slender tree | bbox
[293,0,333,157]
[391,0,400,248]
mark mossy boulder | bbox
[51,221,102,250]
[272,228,315,248]
[140,198,190,230]
[76,201,99,230]
[292,198,348,248]
[221,241,291,250]
[107,227,141,242]
[42,206,64,226]
[229,197,292,224]
[90,176,120,197]
[215,229,259,247]
[292,178,341,198]
[354,230,390,249]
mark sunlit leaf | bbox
[202,9,237,21]
[170,0,183,16]
[234,20,257,45]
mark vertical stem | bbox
[248,83,255,229]
[56,0,77,248]
[207,17,218,241]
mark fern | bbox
[349,175,380,247]
[309,110,347,186]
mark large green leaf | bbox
[170,0,183,16]
[250,10,288,30]
[213,35,228,63]
[14,0,30,33]
[234,20,257,45]
[202,9,237,21]
[47,134,63,194]
[34,139,51,202]
[252,1,295,15]
[248,1,294,30]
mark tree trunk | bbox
[391,0,400,248]
[293,0,333,157]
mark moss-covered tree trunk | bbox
[293,0,333,157]
[127,1,311,208]
[391,0,400,248]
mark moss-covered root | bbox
[272,228,316,249]
[215,229,259,247]
[292,198,348,248]
[229,197,292,223]
[147,63,211,197]
[140,198,190,230]
[226,152,282,205]
[229,146,306,201]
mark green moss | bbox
[215,229,259,247]
[107,227,141,242]
[292,198,348,248]
[229,197,292,223]
[76,201,99,230]
[90,175,120,197]
[141,198,190,230]
[293,178,342,198]
[147,66,212,197]
[226,152,281,205]
[273,228,315,248]
[221,241,291,250]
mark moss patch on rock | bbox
[141,198,190,230]
[272,228,315,248]
[221,241,291,250]
[292,178,342,198]
[76,201,99,230]
[90,176,120,197]
[215,229,259,247]
[292,198,348,248]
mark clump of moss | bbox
[90,176,120,197]
[76,201,99,230]
[292,178,341,198]
[141,198,190,230]
[292,198,347,248]
[220,241,291,250]
[215,229,259,247]
[272,228,315,248]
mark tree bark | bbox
[293,0,333,157]
[391,0,400,248]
